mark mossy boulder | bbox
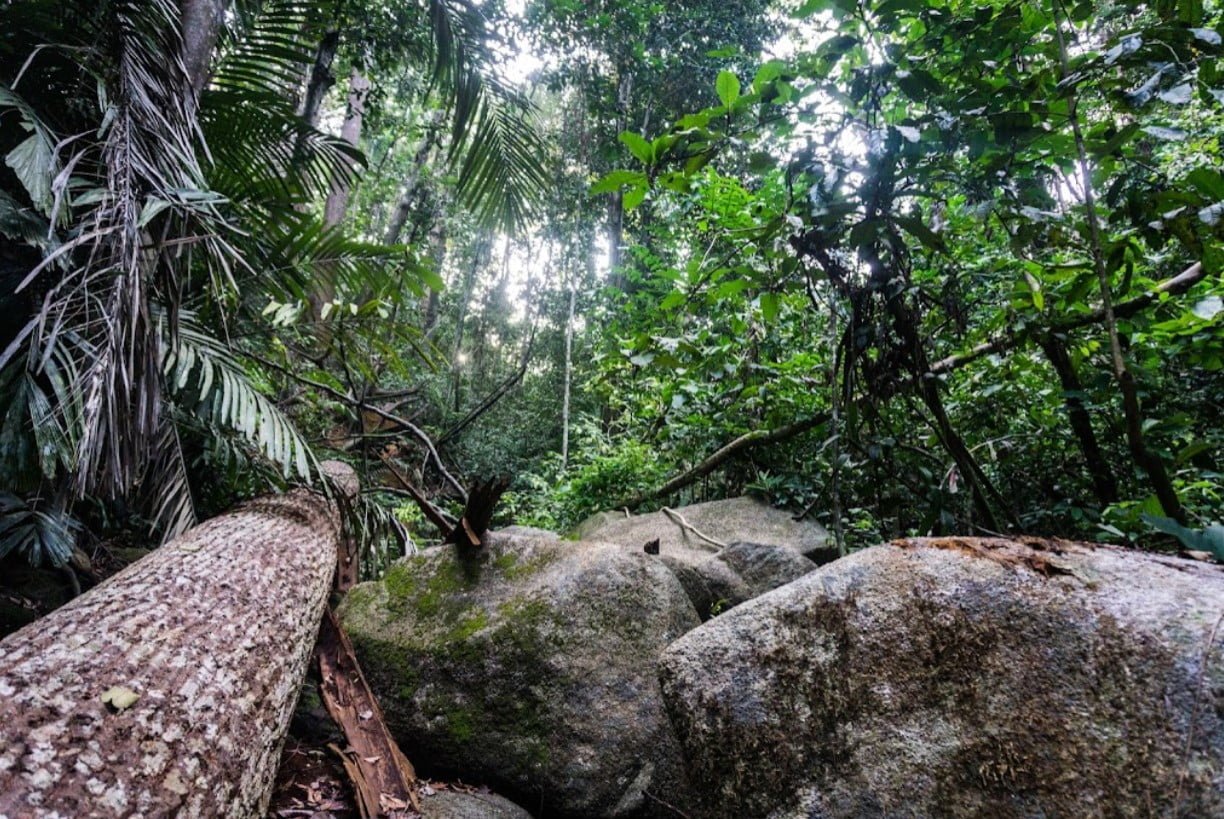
[338,530,701,817]
[659,537,1224,817]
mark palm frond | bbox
[160,314,315,481]
[142,416,198,542]
[449,90,549,232]
[255,210,425,304]
[0,494,78,567]
[203,0,362,210]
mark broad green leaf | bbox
[1187,168,1224,199]
[1143,515,1224,559]
[895,216,946,252]
[1023,271,1045,311]
[420,266,445,292]
[591,170,647,195]
[5,134,54,215]
[623,185,647,211]
[760,292,780,321]
[716,71,741,108]
[619,132,654,165]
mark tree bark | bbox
[179,0,224,100]
[421,216,447,336]
[562,282,576,469]
[383,125,443,246]
[607,71,633,290]
[311,66,371,330]
[323,66,372,230]
[450,239,487,412]
[298,29,341,129]
[1039,334,1119,506]
[0,468,355,818]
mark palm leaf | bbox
[0,494,78,567]
[159,314,315,481]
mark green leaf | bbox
[5,134,54,215]
[716,71,741,108]
[591,170,647,195]
[895,216,946,252]
[760,291,780,321]
[623,185,647,211]
[1187,168,1224,199]
[1143,514,1224,559]
[1023,270,1044,311]
[619,132,654,165]
[420,266,445,292]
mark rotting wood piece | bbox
[0,464,356,818]
[316,607,419,818]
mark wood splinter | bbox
[316,607,419,818]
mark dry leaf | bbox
[100,685,140,712]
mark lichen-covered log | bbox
[0,467,355,818]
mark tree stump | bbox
[0,465,356,818]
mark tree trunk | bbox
[179,0,224,100]
[383,125,443,246]
[0,469,354,818]
[562,282,576,469]
[311,66,371,330]
[450,239,487,412]
[1039,334,1119,506]
[607,71,633,290]
[298,29,341,128]
[323,66,372,230]
[422,215,447,336]
[1054,11,1185,523]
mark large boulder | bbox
[576,498,832,619]
[338,531,701,817]
[575,497,833,563]
[663,541,820,620]
[659,537,1224,818]
[419,789,532,818]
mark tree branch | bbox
[621,412,830,511]
[249,353,468,500]
[926,261,1206,377]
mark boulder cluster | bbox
[338,499,1224,817]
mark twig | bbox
[661,507,726,551]
[642,788,694,819]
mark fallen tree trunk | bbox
[0,465,356,818]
